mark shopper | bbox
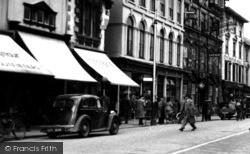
[179,93,197,131]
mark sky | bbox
[226,0,250,39]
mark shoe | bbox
[179,128,184,131]
[191,127,197,131]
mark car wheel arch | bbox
[75,115,91,132]
[107,114,120,130]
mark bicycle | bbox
[0,112,26,142]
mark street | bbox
[10,118,250,154]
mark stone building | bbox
[106,0,185,102]
[221,6,248,102]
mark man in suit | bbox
[179,93,197,131]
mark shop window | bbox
[23,2,56,31]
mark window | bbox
[232,64,236,82]
[183,46,188,68]
[37,11,44,23]
[177,36,181,66]
[169,33,173,65]
[160,0,165,16]
[24,6,31,20]
[233,41,236,57]
[225,61,228,80]
[149,26,154,61]
[80,0,101,38]
[177,0,182,24]
[239,43,242,59]
[191,48,197,69]
[225,38,229,54]
[127,17,134,56]
[23,2,56,31]
[169,0,174,20]
[139,0,145,7]
[200,50,206,71]
[139,22,145,59]
[150,0,155,11]
[160,30,164,63]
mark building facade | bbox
[243,38,250,96]
[106,0,185,102]
[221,7,248,102]
[183,0,225,109]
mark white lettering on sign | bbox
[0,52,19,58]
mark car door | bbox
[78,98,98,129]
[95,98,109,129]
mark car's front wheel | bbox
[109,118,119,135]
[79,120,90,138]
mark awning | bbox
[18,32,96,82]
[74,48,139,87]
[0,34,52,75]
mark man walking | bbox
[179,93,197,131]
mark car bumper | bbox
[40,125,74,133]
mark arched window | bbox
[149,26,154,61]
[127,17,134,56]
[160,29,164,63]
[169,33,173,65]
[177,36,181,66]
[139,22,145,59]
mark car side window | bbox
[79,99,88,109]
[88,98,97,108]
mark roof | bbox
[56,94,99,100]
[225,7,249,23]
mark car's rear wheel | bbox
[79,120,90,138]
[109,118,119,135]
[47,132,57,139]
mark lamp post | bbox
[151,13,158,126]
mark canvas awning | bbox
[0,34,52,75]
[18,32,96,82]
[74,48,139,87]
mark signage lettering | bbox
[0,52,19,58]
[0,62,40,70]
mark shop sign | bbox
[209,53,220,57]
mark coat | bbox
[135,97,146,118]
[181,98,196,123]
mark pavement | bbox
[4,115,221,141]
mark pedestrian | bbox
[164,97,173,124]
[179,93,197,131]
[236,98,242,121]
[135,95,146,125]
[120,94,131,124]
[201,100,209,121]
[158,98,166,124]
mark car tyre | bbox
[109,118,119,135]
[79,120,90,138]
[47,132,57,139]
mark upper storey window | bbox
[75,0,102,48]
[23,2,57,31]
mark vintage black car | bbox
[41,94,120,138]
